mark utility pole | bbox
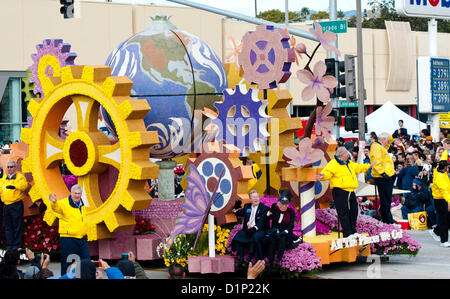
[428,18,440,141]
[356,0,366,142]
[329,0,340,138]
[285,0,293,116]
[255,0,257,17]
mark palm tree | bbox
[300,7,310,20]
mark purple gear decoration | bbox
[238,25,295,89]
[28,39,77,97]
[212,84,270,157]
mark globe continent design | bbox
[103,28,228,159]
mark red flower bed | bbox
[133,216,156,235]
[23,215,60,253]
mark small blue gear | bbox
[212,85,270,156]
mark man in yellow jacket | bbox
[440,138,449,163]
[370,132,396,224]
[0,161,29,249]
[49,184,90,275]
[429,161,450,247]
[316,147,372,238]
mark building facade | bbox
[1,0,449,141]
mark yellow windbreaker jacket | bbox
[432,168,450,203]
[320,159,370,192]
[51,197,88,239]
[0,172,29,205]
[370,141,395,178]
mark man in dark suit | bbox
[231,190,269,267]
[392,119,408,139]
[265,190,301,268]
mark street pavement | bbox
[314,229,450,279]
[16,229,450,279]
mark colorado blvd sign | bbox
[396,0,450,19]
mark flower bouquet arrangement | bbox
[133,216,156,235]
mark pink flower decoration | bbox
[297,61,338,103]
[283,137,324,167]
[315,102,335,139]
[295,43,307,59]
[309,21,341,57]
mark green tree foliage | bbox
[310,10,330,20]
[300,7,310,20]
[347,0,450,33]
[257,9,301,23]
[337,10,345,19]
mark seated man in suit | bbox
[231,190,269,267]
[265,190,301,268]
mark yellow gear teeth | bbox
[20,128,33,144]
[21,157,32,173]
[81,65,111,84]
[23,64,160,240]
[101,76,133,98]
[118,99,151,120]
[28,185,42,202]
[27,99,41,118]
[129,161,160,180]
[104,209,135,232]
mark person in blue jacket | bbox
[401,179,430,219]
[397,155,419,191]
[55,259,124,279]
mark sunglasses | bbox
[7,166,15,168]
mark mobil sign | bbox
[396,0,450,19]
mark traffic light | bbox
[338,55,356,102]
[60,0,74,19]
[325,58,338,98]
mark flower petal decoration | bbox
[296,61,338,103]
[283,137,324,167]
[315,102,335,139]
[309,21,341,57]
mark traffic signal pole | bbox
[329,0,340,139]
[356,0,366,142]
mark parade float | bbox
[12,15,421,277]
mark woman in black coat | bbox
[265,190,301,267]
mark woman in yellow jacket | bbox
[316,147,372,238]
[429,161,450,247]
[49,184,90,275]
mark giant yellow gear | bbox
[21,65,159,241]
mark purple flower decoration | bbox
[297,61,338,103]
[284,137,324,167]
[309,21,341,57]
[315,102,334,139]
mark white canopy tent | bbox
[366,101,427,137]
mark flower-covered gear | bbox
[211,85,270,157]
[21,65,159,241]
[238,25,295,89]
[28,39,77,97]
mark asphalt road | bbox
[16,229,450,279]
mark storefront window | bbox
[0,78,23,144]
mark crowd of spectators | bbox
[340,125,450,228]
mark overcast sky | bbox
[84,0,372,16]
